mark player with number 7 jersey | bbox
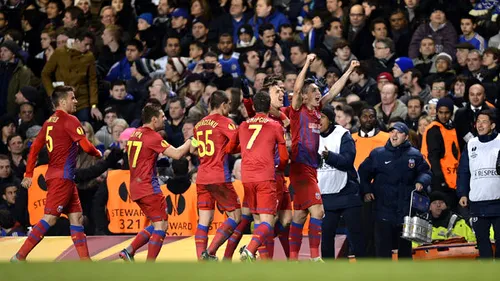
[192,90,242,261]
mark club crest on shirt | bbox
[76,127,84,135]
[57,205,64,213]
[228,123,236,130]
[408,158,415,168]
[315,192,321,200]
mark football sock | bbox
[128,225,154,255]
[208,218,238,255]
[247,222,272,255]
[275,221,290,258]
[195,224,209,259]
[223,214,252,260]
[309,218,322,259]
[289,222,304,260]
[146,230,166,261]
[70,225,90,260]
[15,219,50,260]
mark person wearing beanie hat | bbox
[393,57,414,78]
[318,104,366,258]
[137,13,153,31]
[237,24,256,48]
[421,97,460,207]
[359,108,431,258]
[15,86,39,105]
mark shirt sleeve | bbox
[219,119,238,139]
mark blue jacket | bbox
[457,131,500,217]
[322,131,363,211]
[359,140,432,224]
[105,57,132,82]
[248,11,290,39]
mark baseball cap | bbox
[171,8,189,19]
[377,72,394,83]
[388,122,409,135]
[192,17,208,28]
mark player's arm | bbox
[320,60,360,108]
[276,126,289,171]
[79,137,103,158]
[163,139,191,160]
[292,54,316,110]
[226,129,241,154]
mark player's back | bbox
[127,126,169,201]
[289,105,321,168]
[194,113,236,184]
[239,114,283,183]
[42,110,85,181]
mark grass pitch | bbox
[1,261,499,281]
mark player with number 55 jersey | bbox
[192,90,242,261]
[119,104,192,262]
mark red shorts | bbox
[44,178,82,216]
[197,182,240,212]
[290,162,322,210]
[276,173,292,211]
[135,193,168,222]
[243,180,278,215]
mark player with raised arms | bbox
[119,104,191,262]
[289,54,359,261]
[12,86,102,261]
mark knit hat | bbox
[1,40,21,58]
[18,86,38,104]
[238,24,253,36]
[435,52,452,65]
[436,97,454,112]
[377,72,394,83]
[137,13,153,26]
[388,122,409,135]
[119,128,136,141]
[134,58,159,77]
[192,17,209,28]
[169,57,190,75]
[321,105,336,123]
[26,125,42,139]
[429,191,449,206]
[0,115,16,129]
[312,48,331,67]
[326,66,341,77]
[395,57,414,73]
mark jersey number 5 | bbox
[196,130,214,157]
[46,126,54,152]
[247,124,263,149]
[127,141,143,168]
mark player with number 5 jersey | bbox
[193,90,241,261]
[118,104,192,262]
[12,86,102,262]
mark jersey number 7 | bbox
[247,124,262,149]
[196,130,214,157]
[127,141,143,168]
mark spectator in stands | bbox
[108,118,128,149]
[465,50,486,81]
[450,75,468,108]
[454,42,474,75]
[482,48,499,84]
[31,29,56,77]
[488,21,500,48]
[0,40,34,116]
[389,9,412,57]
[425,52,456,87]
[405,96,424,132]
[6,134,25,180]
[412,37,437,78]
[75,0,92,23]
[458,15,486,53]
[104,80,136,124]
[42,30,101,122]
[170,8,191,54]
[98,25,124,76]
[62,6,84,30]
[154,0,173,31]
[334,104,358,133]
[0,209,25,236]
[21,10,42,63]
[430,79,448,100]
[96,107,118,148]
[288,43,307,71]
[374,82,408,129]
[399,68,431,105]
[42,0,64,30]
[345,4,374,60]
[322,17,343,52]
[218,33,241,78]
[106,39,144,82]
[248,0,289,39]
[370,18,388,42]
[347,64,378,106]
[0,116,17,155]
[365,38,396,80]
[392,56,414,82]
[409,6,458,59]
[454,83,494,150]
[0,11,8,41]
[165,97,186,147]
[189,83,217,122]
[333,40,357,74]
[422,97,460,207]
[191,0,211,20]
[191,17,209,45]
[417,115,432,147]
[155,36,182,74]
[17,102,38,138]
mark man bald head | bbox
[349,4,365,28]
[468,84,485,108]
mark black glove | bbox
[241,79,251,99]
[105,148,124,167]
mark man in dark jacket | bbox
[318,105,365,259]
[359,122,431,258]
